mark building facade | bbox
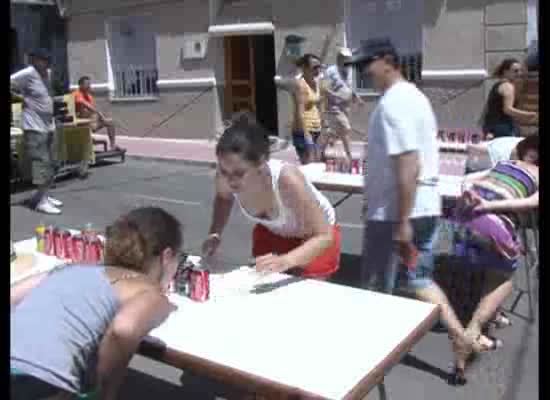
[11,0,69,95]
[64,0,531,140]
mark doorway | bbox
[224,34,278,134]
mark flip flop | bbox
[472,333,503,353]
[491,312,513,329]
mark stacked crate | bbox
[519,71,539,136]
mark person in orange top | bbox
[73,76,124,151]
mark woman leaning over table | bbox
[11,207,183,400]
[202,113,341,279]
[448,134,538,382]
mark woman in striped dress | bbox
[449,134,538,381]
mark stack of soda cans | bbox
[170,255,210,302]
[325,157,363,174]
[35,223,104,264]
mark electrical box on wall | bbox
[181,35,208,61]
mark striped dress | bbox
[451,161,538,271]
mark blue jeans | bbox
[361,217,440,294]
[292,130,320,161]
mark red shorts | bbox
[252,224,341,278]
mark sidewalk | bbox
[95,134,365,167]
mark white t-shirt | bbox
[365,80,441,221]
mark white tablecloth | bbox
[148,267,438,399]
[300,163,463,199]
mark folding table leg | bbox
[377,381,389,400]
[332,193,353,208]
[510,227,536,323]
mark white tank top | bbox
[234,160,336,238]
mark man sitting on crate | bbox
[73,76,125,152]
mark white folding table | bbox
[139,266,439,399]
[299,163,463,209]
[12,239,439,400]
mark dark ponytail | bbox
[215,112,271,164]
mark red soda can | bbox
[327,158,335,172]
[61,230,73,261]
[72,235,85,263]
[351,159,360,174]
[44,226,55,256]
[87,238,103,264]
[189,268,210,302]
[53,228,64,259]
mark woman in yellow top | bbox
[291,54,323,164]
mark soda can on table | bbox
[327,158,335,172]
[61,230,73,261]
[35,222,46,253]
[72,235,85,263]
[53,228,65,259]
[44,226,55,256]
[86,238,103,264]
[172,264,192,295]
[351,159,360,175]
[189,268,210,302]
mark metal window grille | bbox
[112,65,159,99]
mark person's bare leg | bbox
[414,283,471,376]
[317,132,330,162]
[339,127,353,171]
[466,271,513,346]
[107,123,117,150]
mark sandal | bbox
[490,312,513,329]
[465,327,503,353]
[448,332,472,386]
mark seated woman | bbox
[11,207,183,400]
[449,134,538,381]
[202,113,341,279]
[465,136,524,172]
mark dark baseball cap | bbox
[29,48,51,62]
[351,38,399,66]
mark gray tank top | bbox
[11,265,120,394]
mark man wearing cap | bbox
[320,47,364,165]
[352,38,469,362]
[11,49,63,215]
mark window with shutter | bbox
[107,15,159,99]
[345,0,424,92]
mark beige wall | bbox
[66,0,529,140]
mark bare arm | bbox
[10,272,48,309]
[394,151,420,222]
[278,166,334,267]
[96,290,174,400]
[462,169,491,188]
[500,83,537,121]
[481,192,538,213]
[207,173,235,236]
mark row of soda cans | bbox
[325,158,364,175]
[169,255,210,302]
[36,224,104,264]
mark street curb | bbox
[127,154,217,168]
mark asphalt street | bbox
[10,159,538,400]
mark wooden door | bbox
[224,36,256,116]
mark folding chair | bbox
[509,210,539,323]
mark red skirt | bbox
[252,224,341,278]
